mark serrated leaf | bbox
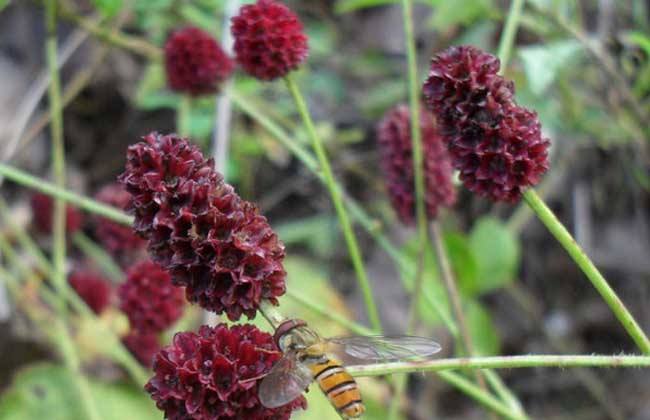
[519,40,583,95]
[468,217,519,294]
[90,0,123,17]
[0,364,159,420]
[465,301,500,356]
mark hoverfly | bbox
[259,319,442,419]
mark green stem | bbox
[283,73,382,333]
[72,232,124,282]
[0,163,131,225]
[496,0,525,70]
[45,3,101,419]
[388,1,430,416]
[348,354,650,377]
[401,0,428,331]
[523,189,650,354]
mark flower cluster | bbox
[164,27,234,96]
[119,133,286,320]
[146,324,306,420]
[68,270,112,315]
[377,104,456,224]
[118,260,184,334]
[31,192,84,235]
[94,183,146,267]
[423,45,549,202]
[231,0,308,81]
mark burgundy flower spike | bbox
[164,27,234,96]
[118,260,185,334]
[94,183,146,266]
[377,104,456,224]
[231,0,308,81]
[69,270,112,315]
[145,323,306,420]
[119,133,286,320]
[423,45,549,202]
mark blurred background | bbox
[0,0,649,419]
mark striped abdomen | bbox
[309,357,365,419]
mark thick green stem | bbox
[348,354,650,377]
[0,163,131,225]
[45,2,101,419]
[523,189,650,354]
[283,73,382,333]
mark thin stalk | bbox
[45,3,101,419]
[348,354,650,377]
[523,189,650,354]
[284,73,381,332]
[387,1,430,416]
[0,164,131,225]
[400,0,428,333]
[496,0,525,71]
[72,232,124,282]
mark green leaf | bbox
[0,364,159,420]
[0,0,11,12]
[275,216,338,258]
[626,31,650,56]
[443,232,479,297]
[468,217,519,294]
[465,300,500,356]
[89,0,123,17]
[519,40,583,95]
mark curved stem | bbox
[348,354,650,377]
[523,189,650,354]
[284,73,382,333]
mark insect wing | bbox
[323,336,442,366]
[258,352,313,408]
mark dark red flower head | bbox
[377,104,456,224]
[231,0,308,81]
[118,133,286,320]
[164,27,234,96]
[69,270,112,315]
[94,183,146,267]
[145,324,306,420]
[118,260,185,333]
[123,331,161,368]
[31,192,84,235]
[422,45,549,202]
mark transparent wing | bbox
[258,352,313,408]
[322,335,442,366]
